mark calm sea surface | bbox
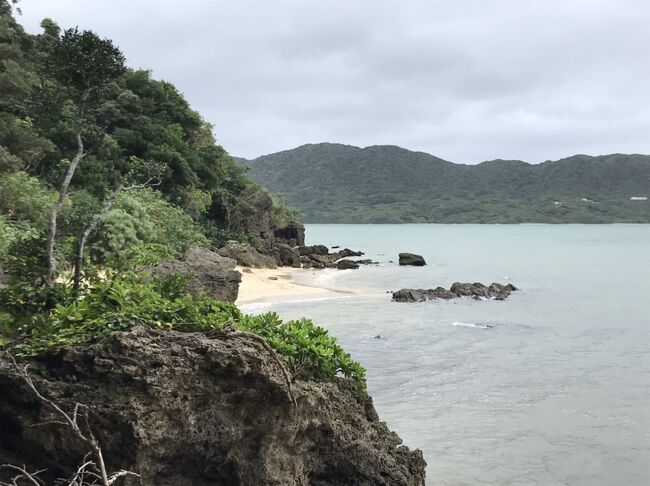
[241,224,650,485]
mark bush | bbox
[93,188,208,265]
[0,171,58,227]
[240,312,366,390]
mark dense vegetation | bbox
[0,3,365,391]
[244,143,650,223]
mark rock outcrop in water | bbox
[298,247,365,270]
[336,259,360,270]
[399,253,426,266]
[393,282,517,302]
[0,327,426,486]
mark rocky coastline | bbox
[0,328,426,486]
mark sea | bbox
[240,224,650,485]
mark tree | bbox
[72,158,164,291]
[42,28,125,287]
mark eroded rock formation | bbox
[0,327,426,486]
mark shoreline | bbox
[235,266,352,306]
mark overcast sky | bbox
[18,0,650,162]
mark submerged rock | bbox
[398,253,426,266]
[393,282,517,302]
[0,327,426,486]
[354,259,379,265]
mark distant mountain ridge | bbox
[241,143,650,223]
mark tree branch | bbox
[5,354,140,486]
[45,131,86,287]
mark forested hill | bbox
[243,143,650,223]
[0,1,297,274]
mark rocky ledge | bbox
[0,327,426,486]
[393,282,518,302]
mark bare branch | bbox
[107,471,140,485]
[0,465,45,486]
[5,354,139,486]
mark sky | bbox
[18,0,650,163]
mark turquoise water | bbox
[242,224,650,485]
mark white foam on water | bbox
[451,321,493,329]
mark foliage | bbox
[0,4,361,398]
[246,143,650,223]
[92,188,207,264]
[240,312,366,389]
[2,229,48,283]
[270,193,301,228]
[0,271,367,393]
[0,6,298,282]
[45,27,126,97]
[0,171,57,226]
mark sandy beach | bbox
[235,266,336,305]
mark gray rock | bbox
[336,248,364,258]
[217,244,277,268]
[150,246,241,302]
[297,244,330,256]
[398,253,426,266]
[273,221,305,247]
[0,328,426,485]
[336,259,360,270]
[275,243,301,267]
[393,282,518,302]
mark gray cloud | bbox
[19,0,650,162]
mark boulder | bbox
[275,243,301,267]
[302,260,325,270]
[398,253,426,266]
[150,246,241,302]
[217,244,277,269]
[297,244,330,256]
[336,259,360,270]
[0,328,426,485]
[273,221,305,247]
[391,289,429,302]
[336,248,364,258]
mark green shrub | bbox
[0,171,58,227]
[240,312,366,391]
[0,271,367,393]
[93,188,208,266]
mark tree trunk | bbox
[45,132,85,287]
[72,192,118,291]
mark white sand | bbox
[235,267,334,305]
